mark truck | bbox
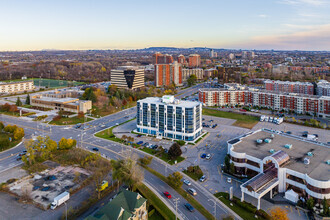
[277,118,283,125]
[306,134,317,141]
[260,115,265,122]
[50,191,70,210]
[96,180,108,192]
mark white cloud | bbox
[279,0,328,6]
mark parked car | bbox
[137,134,142,137]
[199,176,206,182]
[163,191,172,199]
[16,156,22,161]
[184,203,195,212]
[205,154,211,160]
[313,134,319,137]
[143,142,149,147]
[137,141,143,145]
[200,153,206,159]
[183,179,191,186]
[227,177,232,183]
[286,131,292,134]
[92,147,99,151]
[187,188,197,196]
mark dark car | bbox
[302,134,308,138]
[286,131,292,134]
[143,142,149,147]
[200,153,206,158]
[92,147,99,151]
[184,203,195,212]
[16,156,22,161]
[137,134,142,137]
[313,134,319,137]
[137,141,143,145]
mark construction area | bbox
[8,161,90,209]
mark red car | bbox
[163,191,172,199]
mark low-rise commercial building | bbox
[199,88,330,118]
[31,89,92,113]
[137,95,202,141]
[111,66,145,90]
[227,129,330,209]
[0,80,35,94]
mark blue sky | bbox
[0,0,329,51]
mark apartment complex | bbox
[316,80,330,96]
[264,80,314,95]
[188,54,201,68]
[86,190,147,220]
[154,61,182,87]
[0,80,35,94]
[177,54,187,65]
[182,68,204,81]
[199,88,330,118]
[111,66,145,90]
[153,52,173,64]
[137,95,202,141]
[31,89,92,113]
[227,129,330,209]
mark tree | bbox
[322,197,329,216]
[270,207,289,220]
[167,172,183,189]
[168,143,182,160]
[13,127,24,140]
[187,74,197,86]
[224,155,230,172]
[58,137,76,150]
[307,197,314,210]
[77,111,84,119]
[139,156,153,166]
[0,121,4,131]
[25,94,30,105]
[4,124,18,133]
[230,162,235,174]
[16,97,22,106]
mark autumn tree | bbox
[168,142,182,160]
[77,111,84,119]
[0,121,4,131]
[187,74,197,86]
[269,207,289,220]
[13,127,25,140]
[167,172,183,189]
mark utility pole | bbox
[173,198,180,220]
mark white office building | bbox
[136,95,202,141]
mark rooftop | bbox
[138,96,201,108]
[32,96,80,104]
[0,80,34,85]
[230,129,330,181]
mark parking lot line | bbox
[297,208,301,216]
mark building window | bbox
[176,107,182,132]
[185,108,194,133]
[143,103,148,126]
[167,106,173,131]
[151,104,156,128]
[246,159,260,168]
[287,174,305,185]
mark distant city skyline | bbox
[1,0,330,51]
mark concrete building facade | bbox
[0,80,35,94]
[182,68,204,81]
[188,54,201,68]
[154,61,182,87]
[264,80,314,95]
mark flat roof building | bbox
[227,129,330,209]
[137,96,203,142]
[111,66,145,90]
[0,80,35,94]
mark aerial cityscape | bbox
[0,1,329,220]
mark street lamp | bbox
[64,201,67,220]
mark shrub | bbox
[175,140,185,146]
[148,209,155,217]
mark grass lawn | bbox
[140,147,184,165]
[214,192,269,220]
[136,183,175,220]
[0,110,20,117]
[32,78,84,88]
[183,166,203,181]
[0,133,22,152]
[49,116,93,125]
[92,102,136,117]
[141,165,214,220]
[202,108,259,129]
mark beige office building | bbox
[111,66,145,89]
[0,80,35,94]
[182,68,204,81]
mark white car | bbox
[205,154,211,160]
[227,177,232,183]
[183,179,191,186]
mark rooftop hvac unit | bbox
[307,152,313,157]
[269,149,275,154]
[264,139,272,143]
[256,139,263,144]
[304,158,310,165]
[284,144,292,149]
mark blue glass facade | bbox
[167,106,173,131]
[151,104,156,128]
[142,103,148,126]
[185,108,194,133]
[176,107,182,132]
